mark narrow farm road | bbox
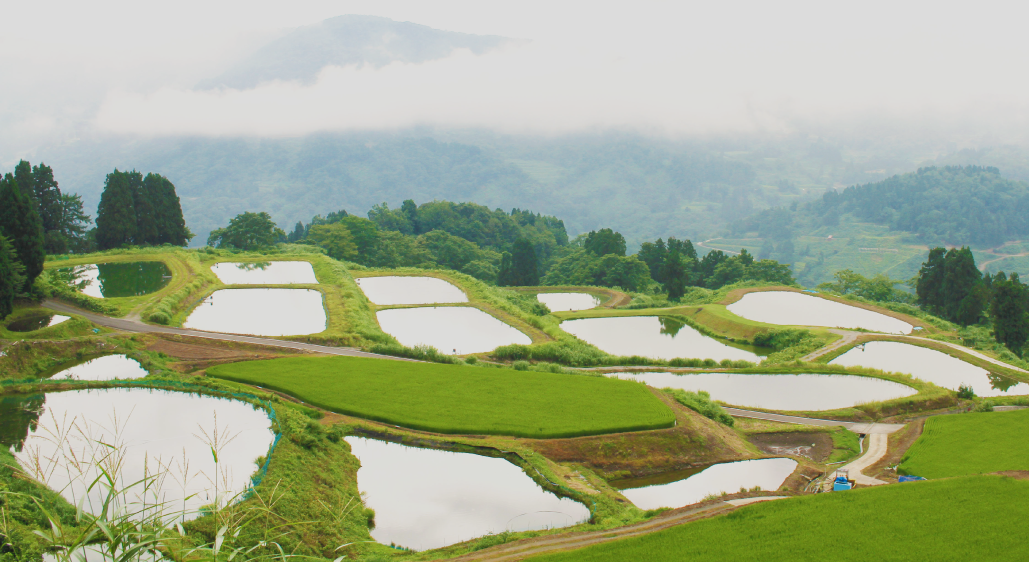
[836,433,890,487]
[723,407,904,434]
[801,329,860,362]
[42,300,416,361]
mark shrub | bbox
[665,388,734,426]
[513,360,530,371]
[957,384,975,399]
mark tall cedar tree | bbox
[916,247,947,314]
[509,238,539,286]
[0,174,45,292]
[95,170,138,250]
[0,235,26,318]
[128,171,159,245]
[941,247,983,325]
[32,163,66,253]
[990,273,1029,355]
[143,173,190,245]
[638,238,668,283]
[497,251,515,286]
[13,160,36,205]
[662,246,688,300]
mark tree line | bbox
[0,163,192,319]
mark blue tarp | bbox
[899,475,927,482]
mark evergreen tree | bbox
[942,247,984,325]
[990,273,1029,355]
[32,163,65,253]
[207,212,285,251]
[143,173,191,245]
[57,194,94,253]
[638,238,668,283]
[509,238,539,286]
[126,171,158,245]
[13,160,36,205]
[287,221,305,243]
[662,247,687,300]
[584,228,626,256]
[0,174,45,291]
[916,247,947,314]
[95,170,138,250]
[0,235,25,319]
[401,199,419,233]
[497,251,514,286]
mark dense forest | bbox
[735,166,1029,247]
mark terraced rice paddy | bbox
[613,458,797,510]
[347,437,589,550]
[900,409,1029,479]
[355,275,468,305]
[6,313,70,332]
[728,291,913,334]
[183,288,327,336]
[606,372,916,411]
[376,306,531,354]
[562,316,764,361]
[58,261,172,298]
[2,388,274,520]
[830,341,1029,397]
[527,476,1029,561]
[45,354,148,381]
[207,356,675,437]
[537,292,600,312]
[211,261,318,284]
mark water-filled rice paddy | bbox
[58,261,172,298]
[207,356,675,438]
[183,288,326,336]
[355,275,467,305]
[537,292,600,312]
[526,476,1029,562]
[606,371,916,411]
[613,458,797,510]
[6,313,69,332]
[830,341,1029,397]
[728,291,913,334]
[376,306,531,354]
[346,437,589,550]
[561,316,764,361]
[211,261,318,284]
[1,388,273,520]
[45,354,148,381]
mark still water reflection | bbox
[355,276,468,305]
[58,262,171,298]
[6,314,70,332]
[606,371,916,411]
[46,355,148,381]
[830,341,1029,397]
[184,288,326,336]
[346,437,590,551]
[613,458,797,510]
[561,316,764,361]
[537,293,600,312]
[5,388,274,521]
[727,291,913,334]
[376,307,531,354]
[211,261,318,285]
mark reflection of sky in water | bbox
[346,437,589,550]
[184,288,326,336]
[211,261,318,284]
[562,316,763,361]
[831,341,1029,397]
[49,355,148,381]
[15,388,273,522]
[537,292,600,312]
[6,314,69,332]
[59,262,171,299]
[356,275,468,305]
[607,371,916,411]
[728,291,913,334]
[618,458,797,510]
[376,306,530,354]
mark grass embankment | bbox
[0,305,103,341]
[207,355,676,438]
[526,475,1029,562]
[900,409,1029,478]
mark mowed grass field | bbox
[900,409,1029,479]
[207,356,675,438]
[527,476,1029,562]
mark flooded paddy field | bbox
[728,291,913,334]
[612,458,798,510]
[376,306,531,354]
[43,354,148,381]
[211,261,318,284]
[6,313,70,332]
[57,261,172,298]
[184,288,326,336]
[562,316,764,361]
[537,292,600,312]
[355,275,468,305]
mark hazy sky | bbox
[3,0,1029,148]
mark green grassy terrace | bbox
[527,475,1029,562]
[207,356,676,438]
[900,409,1029,479]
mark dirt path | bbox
[723,407,904,434]
[42,300,416,362]
[801,329,859,362]
[833,433,890,487]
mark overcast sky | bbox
[3,0,1029,149]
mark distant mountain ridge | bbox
[198,15,518,90]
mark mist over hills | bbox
[198,15,518,90]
